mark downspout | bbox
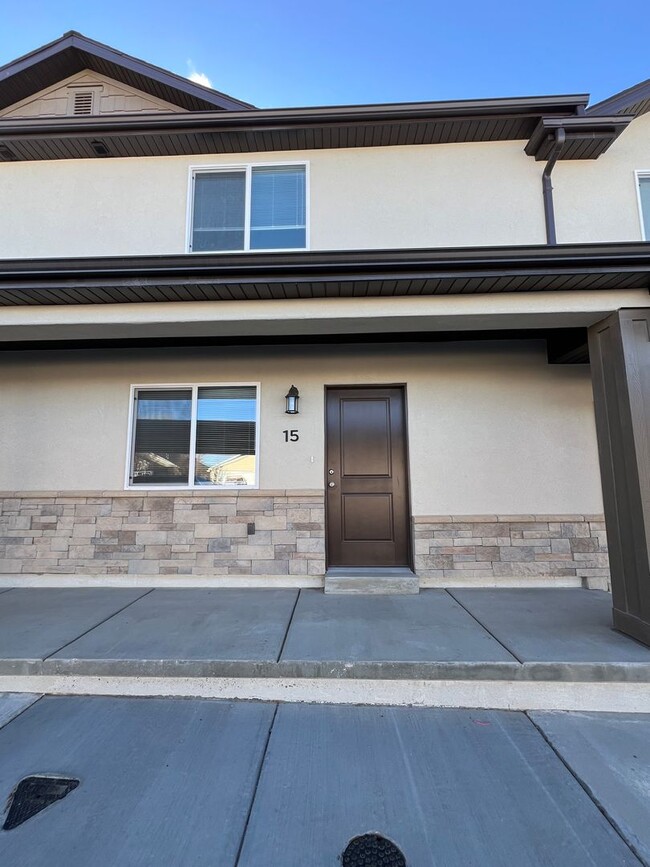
[542,127,566,245]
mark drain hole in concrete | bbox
[3,775,79,831]
[342,833,406,866]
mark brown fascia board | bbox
[0,93,589,132]
[0,94,590,163]
[2,242,650,281]
[587,78,650,118]
[525,115,633,160]
[0,31,254,113]
[1,243,649,305]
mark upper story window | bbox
[638,174,650,241]
[189,163,307,252]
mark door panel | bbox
[326,386,411,568]
[342,494,394,541]
[341,399,391,477]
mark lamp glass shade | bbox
[285,385,300,414]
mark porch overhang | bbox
[1,242,650,307]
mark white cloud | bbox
[189,71,212,88]
[186,61,212,89]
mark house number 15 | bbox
[283,430,299,442]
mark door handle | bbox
[328,481,336,488]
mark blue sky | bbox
[2,1,649,108]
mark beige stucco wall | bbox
[0,141,547,258]
[3,290,650,345]
[0,111,648,258]
[555,112,650,243]
[0,341,603,515]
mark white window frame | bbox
[125,382,261,491]
[634,170,650,241]
[186,160,310,254]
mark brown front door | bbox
[325,386,411,568]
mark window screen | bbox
[192,171,246,251]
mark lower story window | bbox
[129,384,258,487]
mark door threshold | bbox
[324,567,418,595]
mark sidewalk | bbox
[1,588,649,864]
[0,587,648,711]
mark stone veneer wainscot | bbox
[0,491,326,577]
[414,515,609,589]
[0,493,609,587]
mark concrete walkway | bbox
[0,587,649,710]
[0,694,648,866]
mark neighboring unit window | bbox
[191,164,306,252]
[130,386,257,487]
[639,175,650,241]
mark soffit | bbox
[0,244,649,306]
[0,95,591,162]
[587,79,650,118]
[524,115,633,160]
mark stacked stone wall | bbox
[0,491,325,576]
[414,515,609,589]
[0,494,609,587]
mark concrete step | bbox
[324,567,418,594]
[0,586,649,711]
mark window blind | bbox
[194,386,257,484]
[251,165,306,249]
[132,389,192,484]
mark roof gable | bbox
[0,31,254,114]
[0,69,187,119]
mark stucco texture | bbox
[0,110,649,261]
[0,142,545,258]
[554,112,650,244]
[0,341,603,516]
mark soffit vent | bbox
[72,91,95,116]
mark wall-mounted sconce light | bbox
[285,384,300,414]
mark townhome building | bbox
[0,32,649,646]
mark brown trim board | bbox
[0,243,649,307]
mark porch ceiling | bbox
[0,243,649,308]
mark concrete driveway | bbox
[0,694,648,866]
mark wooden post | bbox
[589,309,650,646]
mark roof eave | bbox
[587,79,650,118]
[0,95,592,162]
[524,115,633,160]
[0,242,649,307]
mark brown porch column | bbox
[589,309,650,646]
